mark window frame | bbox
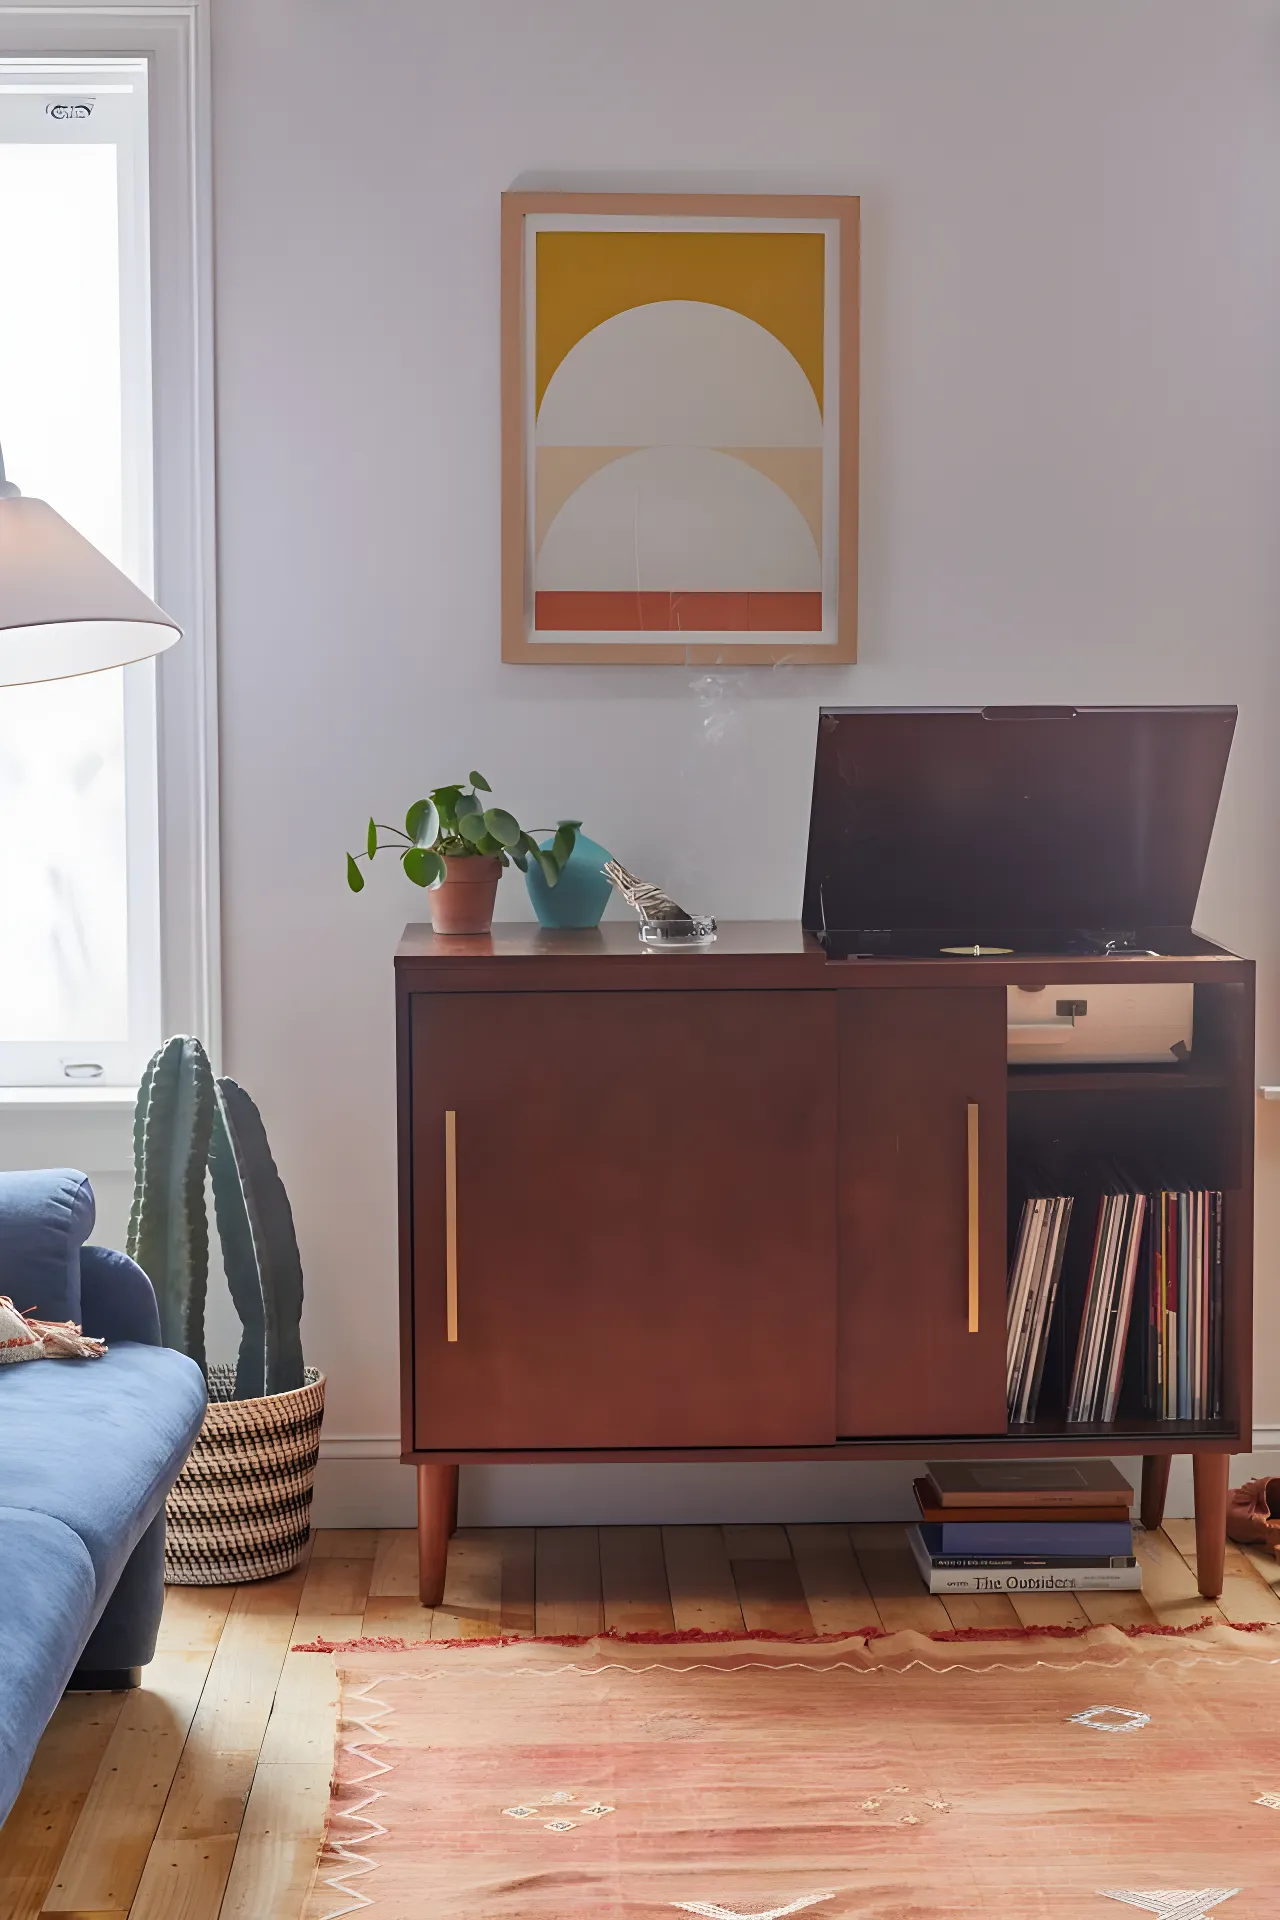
[0,1,218,1121]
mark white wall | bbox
[204,0,1280,1525]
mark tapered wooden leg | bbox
[1192,1452,1230,1600]
[1140,1454,1172,1532]
[418,1464,459,1606]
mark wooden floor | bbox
[4,1518,1280,1919]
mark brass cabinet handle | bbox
[445,1109,458,1343]
[966,1101,980,1333]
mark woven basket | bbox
[164,1365,325,1585]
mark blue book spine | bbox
[934,1521,1134,1558]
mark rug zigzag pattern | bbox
[314,1679,396,1920]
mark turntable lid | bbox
[801,705,1237,935]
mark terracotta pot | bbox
[428,854,502,934]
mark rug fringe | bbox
[292,1615,1276,1653]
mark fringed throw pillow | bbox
[0,1296,44,1363]
[0,1296,106,1363]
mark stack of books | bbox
[907,1460,1140,1594]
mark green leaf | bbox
[511,848,529,872]
[366,818,378,860]
[483,806,520,850]
[469,771,492,792]
[552,824,577,869]
[557,818,583,830]
[534,847,559,887]
[473,832,503,856]
[458,810,489,845]
[403,847,445,888]
[346,854,365,893]
[429,784,462,833]
[405,798,440,847]
[454,791,482,822]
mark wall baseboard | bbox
[318,1432,401,1461]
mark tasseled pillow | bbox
[0,1296,106,1362]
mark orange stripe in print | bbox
[534,591,822,633]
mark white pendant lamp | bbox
[0,445,180,687]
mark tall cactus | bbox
[127,1036,215,1377]
[209,1077,306,1396]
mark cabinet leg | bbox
[418,1464,459,1606]
[1192,1453,1230,1600]
[1140,1455,1171,1532]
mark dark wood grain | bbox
[395,922,1254,1605]
[410,989,838,1450]
[836,987,1008,1437]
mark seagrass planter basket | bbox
[164,1364,325,1585]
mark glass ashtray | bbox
[638,916,717,949]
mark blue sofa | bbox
[0,1169,206,1826]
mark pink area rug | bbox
[305,1624,1280,1919]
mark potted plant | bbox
[128,1035,322,1584]
[346,771,579,934]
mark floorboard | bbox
[126,1564,309,1920]
[1162,1517,1280,1625]
[534,1527,603,1637]
[0,1695,126,1920]
[661,1525,744,1633]
[849,1523,951,1634]
[4,1516,1261,1920]
[786,1524,882,1635]
[599,1526,675,1634]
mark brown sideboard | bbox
[396,922,1254,1604]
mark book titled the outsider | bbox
[907,1526,1142,1594]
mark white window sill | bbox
[0,1086,137,1107]
[0,1086,137,1172]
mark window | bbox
[0,60,160,1085]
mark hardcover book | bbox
[917,1519,1134,1559]
[911,1480,1128,1527]
[924,1461,1133,1509]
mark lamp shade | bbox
[0,494,180,686]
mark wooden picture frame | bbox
[501,192,860,666]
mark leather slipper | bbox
[1227,1476,1280,1554]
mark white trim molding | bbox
[319,1433,403,1463]
[0,2,219,1075]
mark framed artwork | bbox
[501,192,860,666]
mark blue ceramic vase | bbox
[525,830,612,929]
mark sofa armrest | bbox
[0,1169,95,1322]
[78,1245,161,1346]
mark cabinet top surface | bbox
[395,920,1249,986]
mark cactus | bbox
[127,1036,215,1377]
[209,1078,306,1397]
[130,1039,307,1399]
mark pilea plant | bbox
[346,770,578,892]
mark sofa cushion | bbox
[0,1168,94,1323]
[0,1343,206,1596]
[0,1506,97,1826]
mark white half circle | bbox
[536,446,821,592]
[537,300,822,449]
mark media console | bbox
[396,922,1254,1604]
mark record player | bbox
[801,704,1237,1062]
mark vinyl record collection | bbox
[1006,1178,1223,1429]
